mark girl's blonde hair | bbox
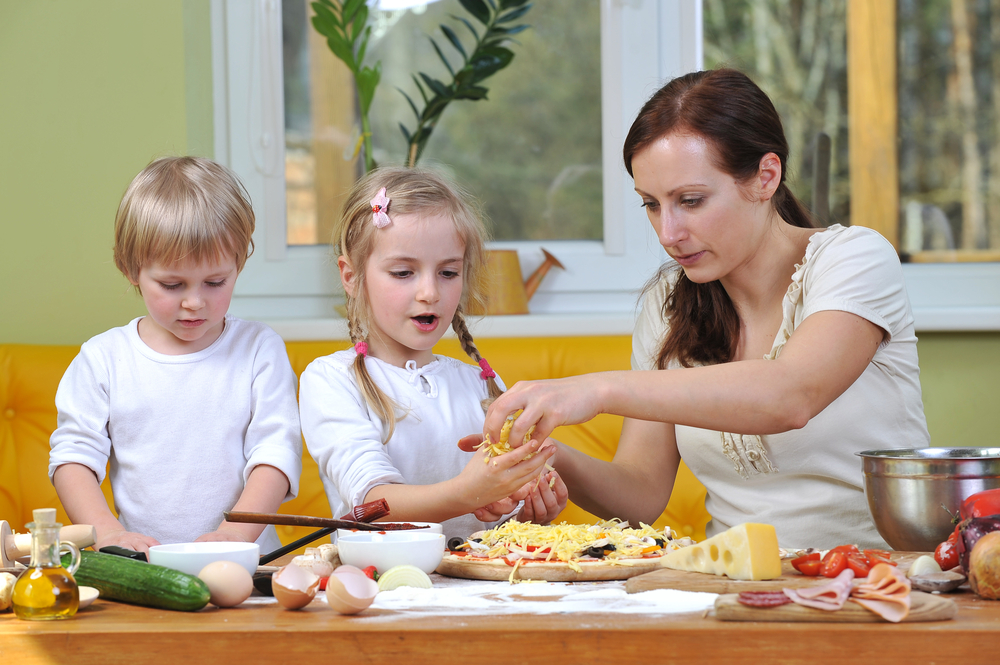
[335,166,502,441]
[113,156,255,284]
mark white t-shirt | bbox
[299,350,513,540]
[49,316,302,552]
[632,225,929,549]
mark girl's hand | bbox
[454,439,555,512]
[483,375,605,451]
[472,497,519,523]
[95,529,161,557]
[517,470,569,525]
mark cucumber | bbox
[64,550,211,611]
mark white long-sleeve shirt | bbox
[49,316,302,552]
[299,350,511,539]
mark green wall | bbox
[0,0,212,345]
[0,1,998,446]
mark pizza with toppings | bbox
[437,519,693,582]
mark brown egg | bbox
[325,565,379,615]
[198,561,254,608]
[271,563,320,609]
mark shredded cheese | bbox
[476,410,537,462]
[468,519,682,572]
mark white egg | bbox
[198,561,254,608]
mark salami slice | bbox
[737,591,793,607]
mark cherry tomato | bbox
[934,539,960,571]
[846,552,872,577]
[791,552,821,576]
[863,549,896,566]
[828,544,860,556]
[319,576,329,590]
[820,550,848,578]
[362,565,379,581]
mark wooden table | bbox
[3,576,1000,665]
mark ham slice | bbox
[850,562,911,623]
[783,569,855,610]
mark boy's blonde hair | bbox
[113,156,255,283]
[335,166,502,441]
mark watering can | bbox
[469,248,565,316]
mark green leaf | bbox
[410,74,429,104]
[454,85,489,100]
[452,15,480,41]
[343,0,366,23]
[397,88,422,122]
[485,0,497,12]
[457,0,491,25]
[357,62,381,116]
[419,73,452,99]
[356,25,371,65]
[422,96,449,121]
[326,36,356,71]
[429,38,455,77]
[497,5,531,23]
[310,2,342,31]
[440,25,467,61]
[351,4,369,41]
[499,0,530,9]
[466,46,514,80]
[398,122,412,144]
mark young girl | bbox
[299,167,565,539]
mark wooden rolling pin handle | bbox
[8,524,97,559]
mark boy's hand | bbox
[195,527,250,543]
[96,530,161,557]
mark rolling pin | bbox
[0,520,97,568]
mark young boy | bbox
[49,156,301,556]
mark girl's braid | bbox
[452,308,503,408]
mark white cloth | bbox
[632,225,929,549]
[49,316,302,552]
[299,350,513,540]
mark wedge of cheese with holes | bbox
[661,523,782,580]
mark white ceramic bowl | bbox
[335,522,442,542]
[336,531,446,575]
[148,542,260,577]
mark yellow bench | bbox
[0,337,708,552]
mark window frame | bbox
[848,0,1000,331]
[211,0,702,332]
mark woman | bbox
[479,69,928,549]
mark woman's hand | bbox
[483,375,606,449]
[95,530,161,557]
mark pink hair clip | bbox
[355,341,369,357]
[370,187,391,228]
[478,358,496,380]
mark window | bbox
[211,0,701,331]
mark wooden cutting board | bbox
[714,591,957,622]
[625,552,924,594]
[436,553,665,582]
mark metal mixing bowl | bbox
[858,448,1000,552]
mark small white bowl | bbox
[336,531,445,575]
[148,542,260,577]
[335,522,442,542]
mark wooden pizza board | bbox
[625,552,924,594]
[714,591,957,623]
[436,554,666,582]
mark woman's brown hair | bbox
[623,69,815,369]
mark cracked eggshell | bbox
[325,565,379,614]
[272,562,320,609]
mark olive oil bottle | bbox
[12,508,81,620]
